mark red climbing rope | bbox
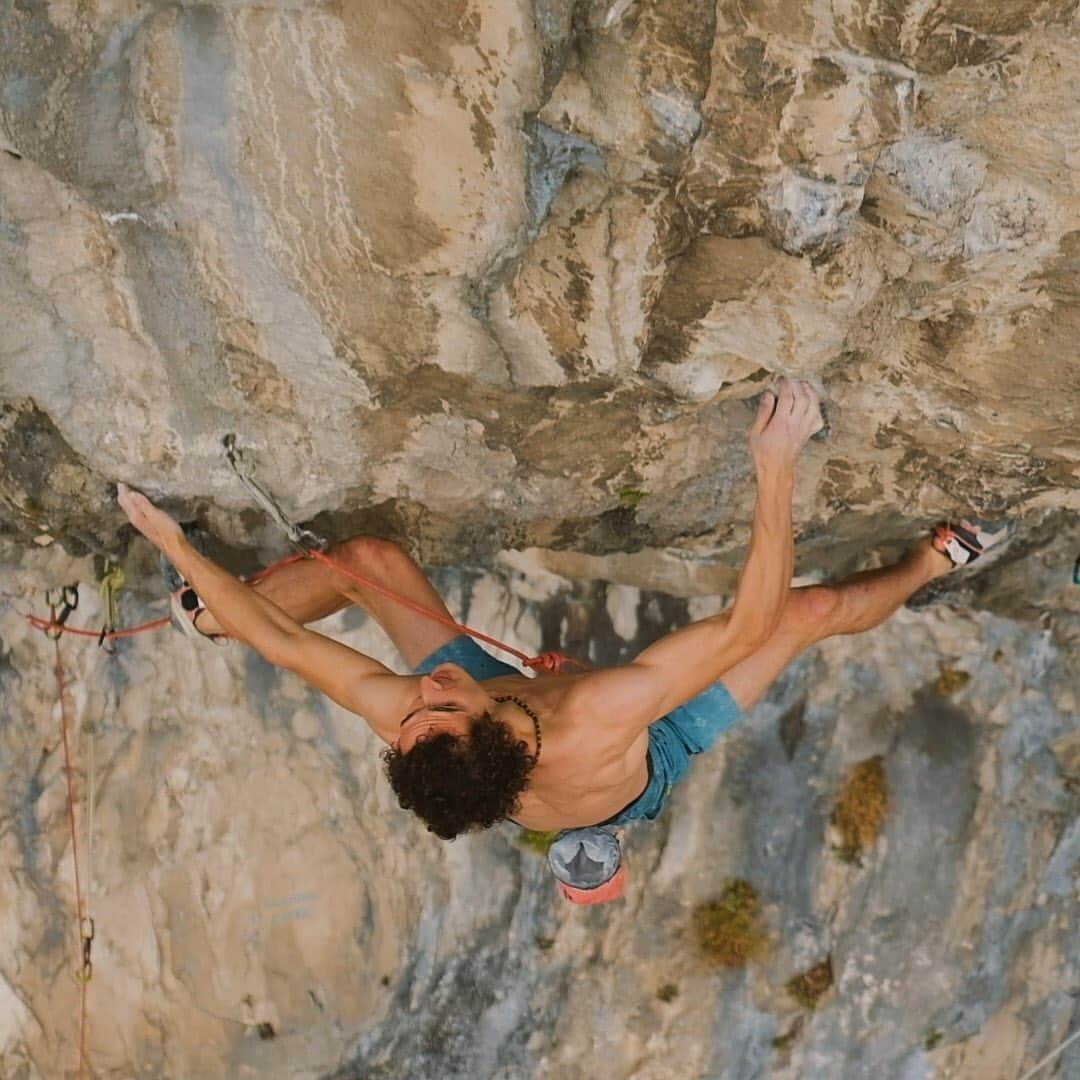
[304,548,589,674]
[25,614,171,640]
[25,548,589,674]
[51,635,92,1080]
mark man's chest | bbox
[513,729,650,831]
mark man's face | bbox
[396,663,493,753]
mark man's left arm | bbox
[564,379,821,733]
[564,464,792,729]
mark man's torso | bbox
[477,672,650,831]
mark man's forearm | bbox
[724,461,795,645]
[163,537,301,659]
[613,458,796,719]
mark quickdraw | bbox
[223,434,327,554]
[97,563,125,653]
[74,916,94,985]
[44,584,79,640]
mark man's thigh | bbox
[344,542,464,670]
[719,586,837,711]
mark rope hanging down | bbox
[25,440,589,675]
[1018,1024,1080,1080]
[50,623,92,1080]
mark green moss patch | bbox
[830,756,888,863]
[934,664,971,696]
[786,956,834,1010]
[692,879,768,967]
[515,829,557,855]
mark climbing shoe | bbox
[932,520,1010,569]
[160,526,229,643]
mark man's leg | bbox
[196,537,464,669]
[721,537,951,711]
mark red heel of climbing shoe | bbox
[931,520,1010,569]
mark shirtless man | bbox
[117,379,989,900]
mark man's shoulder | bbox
[478,671,536,693]
[557,663,673,734]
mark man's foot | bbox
[168,585,228,643]
[160,527,229,644]
[931,520,1010,570]
[908,520,1011,608]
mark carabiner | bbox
[97,564,124,652]
[44,584,79,639]
[77,916,94,983]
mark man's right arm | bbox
[163,539,410,736]
[627,454,794,710]
[564,379,821,730]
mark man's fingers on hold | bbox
[754,389,777,426]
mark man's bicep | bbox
[273,629,404,739]
[567,619,753,737]
[631,613,757,717]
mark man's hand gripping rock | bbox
[748,377,825,472]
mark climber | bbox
[116,378,1002,902]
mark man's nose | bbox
[420,675,449,699]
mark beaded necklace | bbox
[492,694,542,763]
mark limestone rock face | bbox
[0,1,1078,1078]
[0,0,1076,567]
[1,543,1078,1079]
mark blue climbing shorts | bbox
[413,635,745,826]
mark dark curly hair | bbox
[381,713,536,840]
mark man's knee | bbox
[790,586,845,642]
[335,535,410,574]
